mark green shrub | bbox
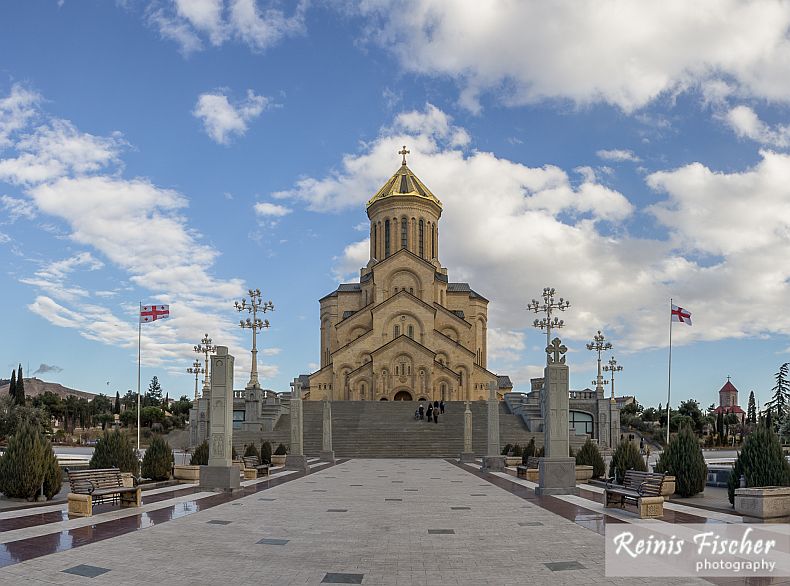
[655,424,706,497]
[575,438,606,478]
[512,444,523,457]
[142,436,173,481]
[260,441,272,464]
[609,439,647,483]
[501,443,512,456]
[190,440,209,465]
[727,425,790,504]
[42,436,62,500]
[524,438,536,458]
[89,429,139,475]
[0,420,46,499]
[274,443,288,456]
[536,446,545,458]
[243,443,259,459]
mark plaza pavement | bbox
[0,458,761,585]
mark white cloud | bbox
[20,251,103,302]
[0,231,9,244]
[596,149,641,163]
[147,0,306,55]
[193,89,269,145]
[276,104,790,388]
[725,106,790,148]
[254,201,291,217]
[1,195,37,220]
[349,0,790,112]
[0,84,41,149]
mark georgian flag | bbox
[671,304,692,326]
[140,304,170,323]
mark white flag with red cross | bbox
[671,304,692,326]
[140,304,170,323]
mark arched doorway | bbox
[417,397,428,402]
[393,390,413,401]
[379,397,388,401]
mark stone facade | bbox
[305,158,511,402]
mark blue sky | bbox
[1,1,789,411]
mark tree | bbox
[8,369,16,402]
[717,411,724,445]
[119,409,137,427]
[141,436,173,481]
[114,391,121,415]
[655,424,707,497]
[41,435,62,500]
[609,439,647,483]
[766,363,790,421]
[140,406,164,428]
[727,424,790,504]
[90,393,113,417]
[678,399,703,432]
[642,407,658,422]
[190,440,209,465]
[89,429,139,475]
[747,391,757,425]
[575,438,606,478]
[145,377,163,407]
[15,364,25,406]
[0,420,46,499]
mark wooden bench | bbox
[516,456,540,481]
[66,468,141,517]
[605,470,665,519]
[242,456,270,479]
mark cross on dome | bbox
[399,145,410,165]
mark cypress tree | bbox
[655,424,707,497]
[727,424,790,504]
[717,411,724,445]
[608,439,647,483]
[0,420,46,499]
[8,369,16,401]
[747,391,757,425]
[114,391,121,415]
[141,435,173,481]
[89,429,139,475]
[575,438,606,478]
[15,364,25,406]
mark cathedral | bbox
[303,149,512,402]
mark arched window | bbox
[385,219,391,257]
[418,219,424,257]
[401,217,408,249]
[395,366,399,375]
[431,224,436,258]
[372,223,377,258]
[394,325,400,337]
[407,325,414,339]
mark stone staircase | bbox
[503,391,543,432]
[232,401,587,458]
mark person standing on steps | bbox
[426,403,433,422]
[418,403,424,420]
[439,400,445,414]
[433,400,439,413]
[434,407,439,423]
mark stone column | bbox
[536,338,578,496]
[200,346,240,490]
[609,398,620,451]
[286,378,309,473]
[460,400,475,463]
[481,381,504,471]
[320,398,335,463]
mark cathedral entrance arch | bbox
[393,390,413,401]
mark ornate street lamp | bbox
[586,330,612,394]
[186,360,205,402]
[603,356,624,402]
[528,287,571,364]
[234,288,274,390]
[194,333,216,397]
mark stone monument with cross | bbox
[320,397,335,463]
[481,380,505,471]
[536,338,578,496]
[199,346,240,490]
[286,378,309,473]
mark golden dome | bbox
[366,149,442,209]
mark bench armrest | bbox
[605,476,617,489]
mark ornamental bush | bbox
[190,440,209,465]
[727,424,790,504]
[655,424,706,497]
[142,436,173,481]
[244,443,259,459]
[609,439,647,483]
[89,429,139,475]
[575,438,606,478]
[0,420,46,499]
[501,443,512,456]
[42,436,62,500]
[524,438,536,458]
[512,443,523,457]
[274,443,288,456]
[260,441,272,464]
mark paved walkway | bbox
[0,459,718,585]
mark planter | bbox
[173,465,201,481]
[575,465,594,483]
[735,486,790,520]
[504,457,522,467]
[526,469,539,482]
[661,475,676,499]
[271,455,287,466]
[121,472,135,487]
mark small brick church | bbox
[712,376,746,424]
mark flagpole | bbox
[137,301,141,453]
[666,297,673,446]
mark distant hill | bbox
[0,377,95,400]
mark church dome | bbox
[366,147,442,209]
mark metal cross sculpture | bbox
[399,145,410,165]
[234,288,274,390]
[586,330,612,394]
[194,333,216,397]
[546,338,567,365]
[528,287,570,364]
[603,356,624,402]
